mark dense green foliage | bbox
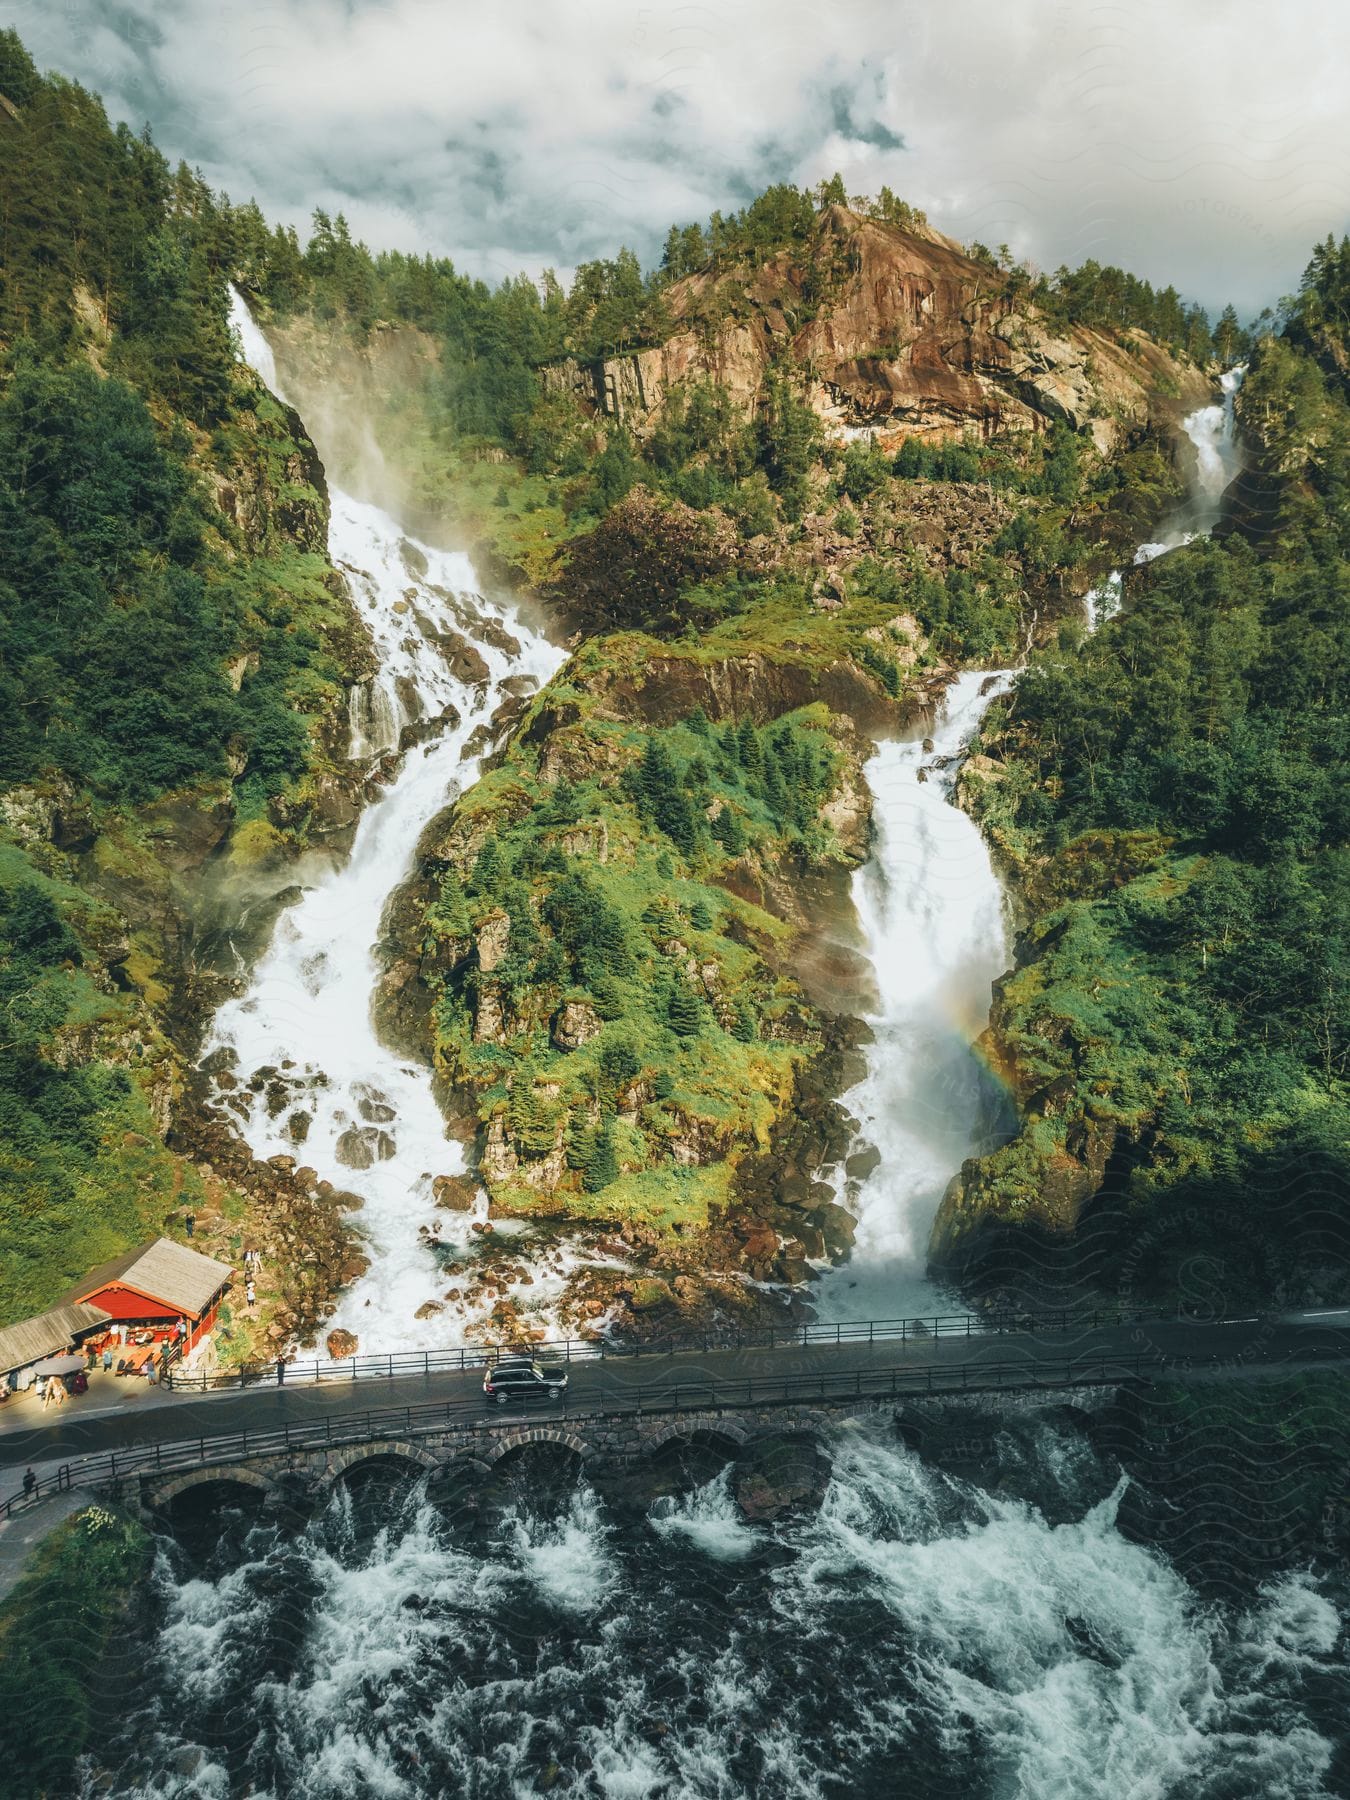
[0,35,351,1322]
[0,36,351,810]
[0,1506,149,1796]
[0,32,235,424]
[0,360,296,800]
[1031,260,1219,361]
[427,706,843,1228]
[1283,232,1350,385]
[0,858,205,1320]
[962,246,1350,1296]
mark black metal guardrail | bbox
[3,1350,1184,1519]
[163,1306,1174,1393]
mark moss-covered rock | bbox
[377,637,887,1292]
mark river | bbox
[91,1415,1348,1798]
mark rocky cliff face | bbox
[541,207,1211,454]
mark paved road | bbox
[4,1310,1348,1493]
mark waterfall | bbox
[211,294,567,1353]
[814,673,1016,1320]
[1088,365,1245,624]
[823,371,1244,1316]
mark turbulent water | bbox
[95,1419,1349,1798]
[214,296,569,1350]
[815,674,1015,1320]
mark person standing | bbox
[184,1211,196,1239]
[22,1468,35,1500]
[246,1280,256,1311]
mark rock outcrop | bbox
[540,206,1211,455]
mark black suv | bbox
[482,1355,569,1406]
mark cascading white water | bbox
[212,295,567,1352]
[824,373,1244,1317]
[109,1418,1346,1796]
[814,673,1016,1320]
[1087,366,1245,626]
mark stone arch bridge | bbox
[8,1309,1348,1528]
[136,1404,850,1516]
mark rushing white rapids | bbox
[1087,366,1244,626]
[212,295,566,1351]
[815,673,1015,1320]
[108,1419,1346,1797]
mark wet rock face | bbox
[433,1174,478,1210]
[335,1124,396,1169]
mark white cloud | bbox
[11,0,1350,312]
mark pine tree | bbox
[736,719,763,775]
[582,1121,620,1191]
[470,835,503,895]
[509,1064,559,1157]
[1214,303,1244,365]
[732,999,757,1043]
[643,896,682,940]
[668,983,704,1037]
[689,899,714,932]
[711,807,746,856]
[427,871,470,939]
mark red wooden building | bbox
[64,1238,234,1356]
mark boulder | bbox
[732,1435,831,1522]
[327,1329,359,1360]
[335,1125,396,1168]
[552,998,602,1050]
[475,909,511,973]
[433,1173,479,1211]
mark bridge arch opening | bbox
[151,1468,274,1559]
[328,1445,439,1501]
[646,1426,746,1490]
[486,1436,586,1506]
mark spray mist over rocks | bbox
[215,293,567,1352]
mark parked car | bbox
[482,1355,568,1405]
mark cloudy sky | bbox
[12,0,1350,316]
